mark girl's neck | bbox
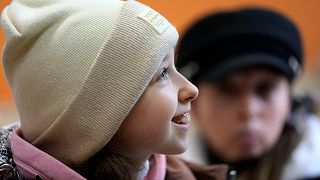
[114,148,152,167]
[120,152,155,179]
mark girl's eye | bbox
[158,67,169,80]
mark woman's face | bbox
[193,68,290,163]
[109,49,198,163]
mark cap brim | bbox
[201,53,292,82]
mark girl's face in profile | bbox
[193,68,290,163]
[109,48,198,164]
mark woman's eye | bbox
[218,84,239,97]
[158,67,169,80]
[256,82,275,98]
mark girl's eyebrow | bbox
[162,54,170,63]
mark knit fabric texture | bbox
[1,0,178,166]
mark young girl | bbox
[0,0,229,179]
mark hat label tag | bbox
[138,7,170,34]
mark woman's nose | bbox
[238,94,262,121]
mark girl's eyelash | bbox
[158,67,169,80]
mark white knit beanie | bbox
[1,0,178,166]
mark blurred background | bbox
[1,0,319,126]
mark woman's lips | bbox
[172,112,191,125]
[236,130,259,145]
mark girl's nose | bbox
[178,75,199,103]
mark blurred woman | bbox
[177,7,320,180]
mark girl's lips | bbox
[172,112,191,125]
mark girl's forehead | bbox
[163,49,175,61]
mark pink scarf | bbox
[144,154,167,180]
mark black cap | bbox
[176,7,303,83]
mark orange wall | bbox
[139,0,320,64]
[0,0,11,104]
[1,0,320,104]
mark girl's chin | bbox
[162,141,189,155]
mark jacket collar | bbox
[10,128,85,180]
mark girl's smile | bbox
[171,112,191,131]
